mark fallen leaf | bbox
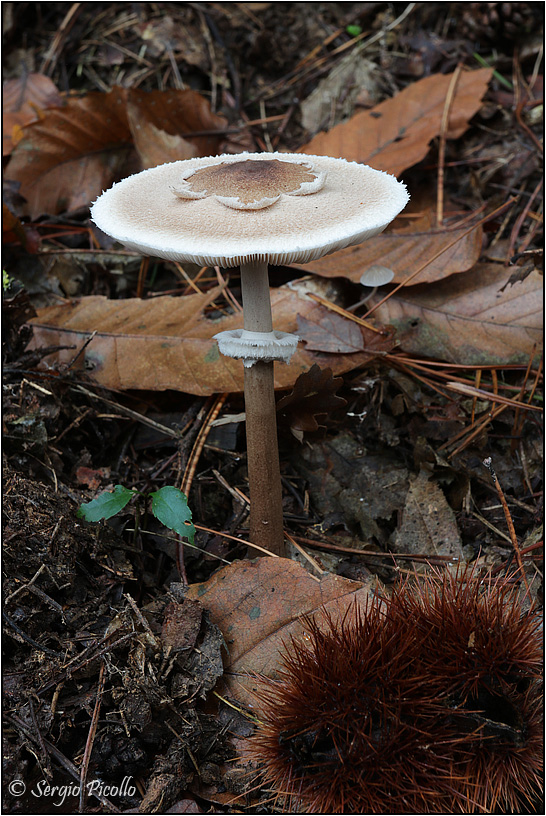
[2,73,63,155]
[297,310,365,352]
[300,52,379,134]
[75,466,110,490]
[25,285,395,396]
[393,471,464,564]
[2,203,41,253]
[277,364,347,441]
[293,433,410,544]
[136,15,209,70]
[370,263,543,365]
[186,558,376,709]
[298,214,483,286]
[126,87,228,168]
[5,87,133,218]
[161,600,202,652]
[300,68,493,175]
[5,87,227,218]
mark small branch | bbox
[437,64,462,227]
[483,458,530,592]
[79,662,106,811]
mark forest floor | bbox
[2,3,544,814]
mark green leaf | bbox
[150,486,195,544]
[346,24,362,37]
[77,485,135,522]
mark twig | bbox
[64,331,97,371]
[443,403,508,459]
[79,661,106,811]
[193,523,279,558]
[27,696,53,779]
[71,384,184,438]
[445,381,543,412]
[437,64,463,227]
[136,256,150,299]
[40,2,81,74]
[36,631,136,697]
[305,291,382,333]
[512,354,542,447]
[3,609,62,657]
[284,531,325,576]
[124,593,160,650]
[508,177,543,258]
[483,458,530,592]
[4,563,47,604]
[181,395,227,496]
[291,536,461,564]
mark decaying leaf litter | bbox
[2,3,543,814]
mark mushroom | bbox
[91,152,409,557]
[347,265,396,312]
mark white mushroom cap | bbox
[359,265,395,287]
[91,152,409,268]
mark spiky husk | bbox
[246,569,543,814]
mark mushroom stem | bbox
[240,260,273,333]
[240,261,285,557]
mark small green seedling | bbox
[77,484,195,544]
[346,24,362,37]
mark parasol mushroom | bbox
[91,151,409,558]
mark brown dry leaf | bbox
[25,286,395,396]
[161,600,202,652]
[298,212,483,286]
[4,87,227,218]
[393,471,464,564]
[136,15,209,70]
[4,87,133,218]
[370,263,543,365]
[297,310,365,352]
[300,68,493,175]
[2,203,41,253]
[126,87,228,168]
[186,558,376,709]
[3,73,63,156]
[277,364,347,441]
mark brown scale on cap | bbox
[173,157,324,209]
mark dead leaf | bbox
[2,73,63,155]
[298,213,483,286]
[136,15,209,71]
[300,68,493,176]
[2,203,41,253]
[370,263,543,365]
[277,364,347,441]
[301,52,379,134]
[75,466,110,490]
[293,433,410,545]
[126,87,228,168]
[4,87,133,218]
[186,558,376,709]
[5,87,227,218]
[297,311,365,352]
[393,471,464,564]
[161,600,202,652]
[25,285,395,396]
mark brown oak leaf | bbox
[277,364,347,441]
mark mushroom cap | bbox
[91,152,409,268]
